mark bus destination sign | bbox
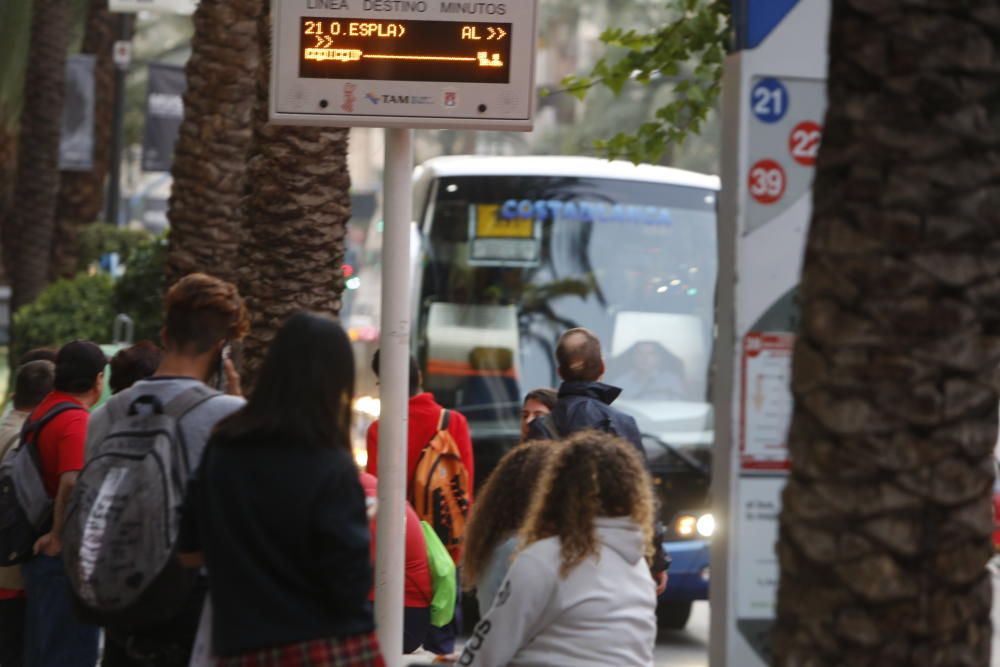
[299,18,512,84]
[271,0,537,130]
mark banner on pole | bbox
[59,55,96,172]
[141,62,186,173]
[110,0,196,15]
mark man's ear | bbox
[598,359,606,380]
[94,371,105,394]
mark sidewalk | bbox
[398,647,461,665]
[398,654,451,666]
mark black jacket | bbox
[179,435,373,656]
[529,381,646,459]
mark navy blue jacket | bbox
[528,381,646,459]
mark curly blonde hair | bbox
[519,430,655,577]
[461,440,556,590]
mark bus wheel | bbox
[657,600,692,630]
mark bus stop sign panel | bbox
[271,2,538,131]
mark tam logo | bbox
[366,93,435,105]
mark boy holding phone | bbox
[84,273,249,666]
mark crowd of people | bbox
[0,271,667,667]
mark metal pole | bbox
[105,13,132,227]
[374,127,413,665]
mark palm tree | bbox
[0,128,17,284]
[0,0,32,283]
[237,0,351,388]
[8,0,70,310]
[165,0,261,286]
[51,0,115,279]
[773,3,995,665]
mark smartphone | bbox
[214,343,232,392]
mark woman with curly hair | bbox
[461,440,554,616]
[459,431,658,667]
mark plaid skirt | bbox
[217,633,385,667]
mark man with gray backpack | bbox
[0,341,107,667]
[64,273,249,667]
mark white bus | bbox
[348,155,719,628]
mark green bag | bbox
[420,520,456,627]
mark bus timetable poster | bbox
[739,331,794,470]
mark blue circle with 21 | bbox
[750,78,788,124]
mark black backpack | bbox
[0,402,86,565]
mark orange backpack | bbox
[410,410,470,562]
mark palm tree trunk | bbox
[0,123,17,283]
[237,0,351,389]
[774,3,996,666]
[51,0,115,279]
[165,0,261,287]
[9,0,69,311]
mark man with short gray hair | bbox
[528,327,645,458]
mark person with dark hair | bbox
[527,327,646,458]
[520,388,557,442]
[10,360,57,414]
[108,340,163,394]
[364,349,474,658]
[364,350,474,498]
[0,360,55,667]
[85,273,249,666]
[21,341,105,667]
[178,312,384,666]
[461,440,554,616]
[18,348,58,366]
[460,432,658,667]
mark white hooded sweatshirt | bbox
[458,517,657,667]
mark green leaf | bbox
[574,0,729,163]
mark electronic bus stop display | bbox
[271,2,538,130]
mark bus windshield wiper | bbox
[641,433,710,479]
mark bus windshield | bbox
[417,174,717,452]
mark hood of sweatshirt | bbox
[594,517,647,566]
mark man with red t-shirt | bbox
[365,351,473,658]
[22,341,106,667]
[365,354,474,500]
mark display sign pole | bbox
[712,1,829,665]
[374,127,413,662]
[269,5,537,663]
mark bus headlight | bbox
[675,515,697,537]
[353,395,381,419]
[673,513,715,539]
[353,447,369,469]
[696,513,716,538]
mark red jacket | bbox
[365,392,475,502]
[360,473,432,608]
